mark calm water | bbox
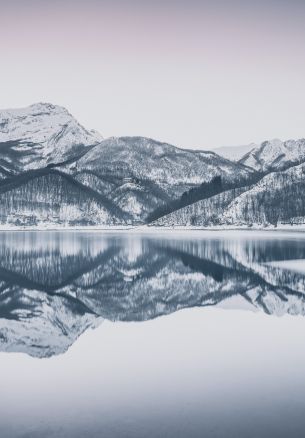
[1,230,305,437]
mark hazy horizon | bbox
[1,0,305,150]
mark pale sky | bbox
[1,0,305,150]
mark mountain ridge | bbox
[0,102,103,174]
[238,138,305,172]
[153,162,305,228]
[0,102,304,227]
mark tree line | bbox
[146,172,263,223]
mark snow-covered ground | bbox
[0,224,134,232]
[1,224,305,237]
[143,224,305,233]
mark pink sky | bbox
[1,0,305,149]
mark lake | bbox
[1,230,305,437]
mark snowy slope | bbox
[239,138,305,172]
[221,162,305,226]
[213,143,257,161]
[0,104,257,224]
[0,169,128,227]
[74,136,253,188]
[154,187,248,227]
[2,102,305,227]
[154,162,305,227]
[69,136,255,221]
[0,102,102,174]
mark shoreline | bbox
[0,224,305,233]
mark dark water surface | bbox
[1,230,305,437]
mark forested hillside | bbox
[154,163,305,227]
[1,102,305,228]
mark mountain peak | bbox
[261,138,283,148]
[239,137,305,171]
[28,102,69,114]
[0,102,103,172]
[2,102,69,117]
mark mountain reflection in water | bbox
[0,231,305,358]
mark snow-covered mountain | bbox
[0,103,102,175]
[0,104,258,225]
[239,138,305,172]
[154,162,305,227]
[221,162,305,226]
[1,102,305,227]
[0,103,131,226]
[74,136,252,186]
[0,168,129,227]
[213,143,257,161]
[68,136,254,221]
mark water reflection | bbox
[1,231,305,357]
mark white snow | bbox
[239,138,305,171]
[0,102,103,168]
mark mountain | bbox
[1,232,305,357]
[213,143,257,161]
[74,136,253,189]
[0,103,129,227]
[153,162,305,227]
[1,102,305,227]
[0,168,128,227]
[0,102,102,176]
[0,104,257,225]
[67,136,255,221]
[239,138,305,172]
[221,162,305,226]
